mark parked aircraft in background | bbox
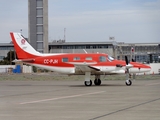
[10,32,151,86]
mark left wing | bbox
[66,60,100,72]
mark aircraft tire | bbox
[94,79,101,85]
[84,80,92,86]
[125,80,132,86]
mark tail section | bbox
[10,32,42,59]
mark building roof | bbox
[48,41,113,45]
[49,41,160,46]
[0,43,13,46]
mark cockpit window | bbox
[99,56,107,62]
[108,56,114,61]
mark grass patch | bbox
[0,73,159,81]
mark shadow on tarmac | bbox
[69,84,126,87]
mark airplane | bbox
[10,32,151,86]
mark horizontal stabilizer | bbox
[12,59,35,63]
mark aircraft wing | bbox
[88,66,100,71]
[12,59,35,63]
[66,61,100,72]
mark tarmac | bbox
[0,79,160,120]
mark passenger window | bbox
[62,58,68,62]
[99,56,106,62]
[86,57,92,60]
[73,57,80,60]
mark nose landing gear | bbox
[125,79,132,86]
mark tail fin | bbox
[10,32,42,59]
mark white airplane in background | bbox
[10,32,151,86]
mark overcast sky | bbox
[0,0,160,43]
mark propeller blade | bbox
[132,58,135,62]
[125,56,129,65]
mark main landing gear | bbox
[84,72,101,86]
[84,80,92,86]
[94,75,101,85]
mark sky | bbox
[0,0,160,43]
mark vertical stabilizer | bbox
[10,32,42,59]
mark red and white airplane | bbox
[10,32,151,86]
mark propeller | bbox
[125,56,133,69]
[132,58,136,62]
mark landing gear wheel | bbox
[125,80,132,86]
[94,79,101,85]
[84,80,92,86]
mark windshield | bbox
[108,56,114,61]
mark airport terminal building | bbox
[0,41,160,63]
[48,41,160,63]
